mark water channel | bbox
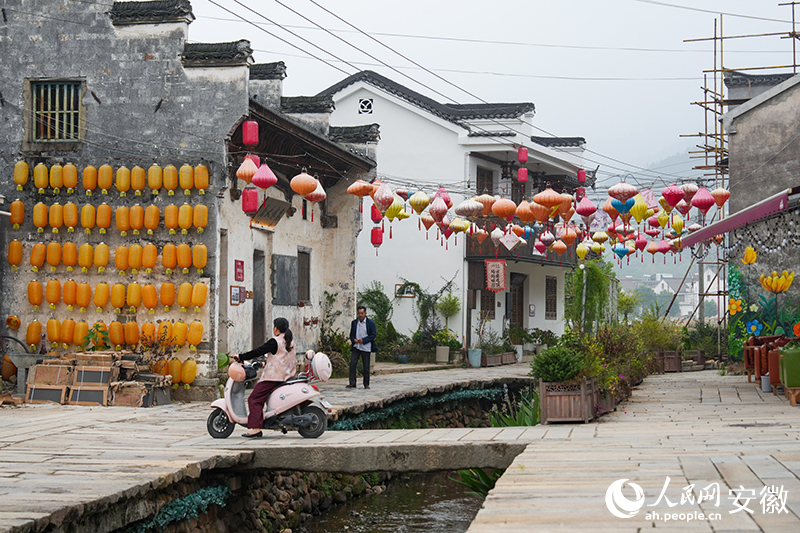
[301,471,484,533]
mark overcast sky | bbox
[190,0,797,192]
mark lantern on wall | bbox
[195,164,209,195]
[46,242,61,271]
[127,282,142,313]
[81,204,96,234]
[115,245,129,274]
[108,321,125,351]
[78,243,93,273]
[193,244,207,274]
[116,206,130,236]
[145,205,160,235]
[48,203,63,234]
[14,161,29,191]
[76,282,91,313]
[49,164,63,194]
[178,204,193,234]
[73,320,89,347]
[142,284,158,315]
[128,244,143,273]
[10,199,24,229]
[97,203,112,234]
[30,242,45,272]
[63,280,77,310]
[63,202,78,233]
[63,163,77,194]
[164,204,179,234]
[142,244,158,273]
[27,281,43,310]
[46,319,61,350]
[83,165,98,196]
[33,202,47,233]
[160,282,176,311]
[34,163,48,193]
[188,320,203,351]
[177,282,193,312]
[61,319,76,349]
[128,204,144,235]
[179,164,194,195]
[111,283,126,313]
[192,282,208,312]
[242,188,259,214]
[26,320,42,351]
[177,244,192,274]
[148,164,163,195]
[193,205,208,233]
[98,164,113,194]
[94,282,109,312]
[7,240,22,271]
[162,243,177,274]
[242,120,259,146]
[131,166,146,196]
[124,321,139,347]
[116,166,131,197]
[173,320,188,347]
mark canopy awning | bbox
[679,188,794,249]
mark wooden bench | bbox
[744,335,784,383]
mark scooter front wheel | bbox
[207,408,236,439]
[298,405,327,439]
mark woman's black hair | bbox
[274,317,293,350]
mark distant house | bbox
[321,71,589,349]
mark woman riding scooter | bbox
[232,317,296,438]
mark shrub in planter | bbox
[529,346,583,383]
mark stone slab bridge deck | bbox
[1,367,800,532]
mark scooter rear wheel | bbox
[207,408,236,438]
[298,405,327,439]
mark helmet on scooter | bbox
[307,351,332,382]
[228,362,246,382]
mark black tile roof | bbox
[531,136,585,148]
[724,70,795,87]
[329,124,380,144]
[281,96,334,114]
[467,130,517,137]
[250,62,287,81]
[182,40,252,67]
[110,0,194,25]
[318,70,535,126]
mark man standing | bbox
[348,306,377,389]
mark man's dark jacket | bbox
[349,317,379,353]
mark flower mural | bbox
[728,298,742,316]
[746,320,763,336]
[794,321,800,337]
[742,246,757,265]
[759,270,794,293]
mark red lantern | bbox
[517,168,528,183]
[518,147,528,163]
[242,120,259,147]
[371,227,383,255]
[661,184,685,207]
[245,154,260,168]
[577,169,586,183]
[575,187,586,201]
[371,204,382,224]
[252,164,278,189]
[242,188,259,214]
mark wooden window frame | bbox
[481,289,496,320]
[297,249,311,304]
[545,276,557,320]
[23,78,86,151]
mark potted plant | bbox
[469,312,491,368]
[530,343,596,423]
[432,329,462,364]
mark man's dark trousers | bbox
[349,347,370,387]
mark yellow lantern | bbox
[63,280,77,310]
[61,318,76,349]
[30,242,45,272]
[78,243,93,273]
[49,164,63,194]
[193,204,208,233]
[169,357,182,383]
[193,244,207,274]
[129,244,143,273]
[148,164,163,195]
[158,320,173,346]
[180,164,194,195]
[62,242,77,272]
[82,165,98,196]
[177,244,192,274]
[76,282,92,313]
[630,194,649,224]
[187,320,203,350]
[81,204,96,234]
[73,320,89,348]
[10,199,24,229]
[164,204,178,234]
[141,322,156,344]
[111,283,126,313]
[63,202,78,233]
[33,202,48,233]
[34,163,48,193]
[177,282,193,312]
[97,203,112,234]
[7,239,22,271]
[191,282,208,312]
[163,164,178,195]
[173,319,188,347]
[94,282,110,312]
[124,321,139,346]
[131,166,146,196]
[46,242,61,271]
[108,321,125,351]
[178,203,192,235]
[116,166,131,197]
[115,245,129,274]
[14,160,29,191]
[672,213,685,236]
[143,284,158,314]
[162,243,177,274]
[128,204,144,235]
[181,358,197,386]
[27,320,43,351]
[143,244,158,273]
[46,319,61,349]
[94,242,109,273]
[63,163,78,194]
[48,203,63,234]
[657,208,669,229]
[145,205,160,235]
[195,164,209,195]
[45,279,60,309]
[127,282,142,313]
[116,206,130,236]
[576,242,589,261]
[98,164,113,194]
[161,282,176,311]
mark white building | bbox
[320,71,588,349]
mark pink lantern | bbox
[539,231,555,248]
[518,147,528,163]
[576,187,586,201]
[251,164,277,190]
[396,187,409,201]
[373,182,395,215]
[429,196,448,223]
[577,169,586,183]
[635,233,648,251]
[518,168,528,183]
[242,188,259,214]
[681,183,699,203]
[576,196,597,218]
[661,184,685,207]
[244,154,260,168]
[608,181,638,202]
[433,187,452,209]
[657,239,671,255]
[645,227,660,237]
[691,187,715,216]
[710,187,731,208]
[305,180,326,203]
[534,240,546,254]
[242,120,259,147]
[675,199,691,216]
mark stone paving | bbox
[469,371,800,533]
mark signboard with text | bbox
[234,260,244,282]
[484,259,507,293]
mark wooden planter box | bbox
[663,351,682,372]
[596,392,617,416]
[481,353,503,367]
[653,352,665,374]
[500,352,517,365]
[688,350,706,366]
[540,377,597,424]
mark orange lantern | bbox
[181,358,197,386]
[124,321,139,346]
[46,319,61,349]
[195,164,209,195]
[141,322,156,344]
[94,242,109,273]
[27,320,43,351]
[143,244,158,273]
[33,202,48,233]
[46,242,61,271]
[10,199,24,229]
[491,198,517,220]
[78,243,93,273]
[94,282,110,312]
[34,163,48,193]
[48,203,63,234]
[63,279,77,310]
[164,204,178,234]
[62,242,77,272]
[76,282,91,313]
[60,318,76,349]
[82,165,98,196]
[179,164,194,195]
[169,357,182,383]
[111,283,126,313]
[162,243,177,274]
[193,244,207,274]
[7,239,22,271]
[131,166,146,196]
[28,280,43,310]
[163,164,178,195]
[177,244,192,274]
[115,245,129,274]
[143,284,158,314]
[98,164,113,194]
[115,166,131,197]
[108,321,125,350]
[73,320,89,348]
[81,204,96,234]
[63,163,78,194]
[152,358,169,376]
[290,168,317,196]
[159,321,173,347]
[187,320,203,350]
[173,320,188,347]
[177,282,193,312]
[97,203,112,234]
[49,164,63,193]
[116,205,130,236]
[127,282,142,313]
[191,282,208,312]
[148,164,163,195]
[193,204,208,234]
[128,244,143,273]
[129,204,144,235]
[145,205,160,235]
[237,158,257,184]
[63,202,78,233]
[160,282,176,311]
[92,321,109,350]
[14,160,29,191]
[46,279,61,309]
[30,242,45,272]
[178,204,192,234]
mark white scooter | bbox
[207,350,333,439]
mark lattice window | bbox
[476,167,493,194]
[545,276,557,320]
[481,289,495,320]
[32,81,82,142]
[298,250,310,303]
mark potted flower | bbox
[432,329,462,364]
